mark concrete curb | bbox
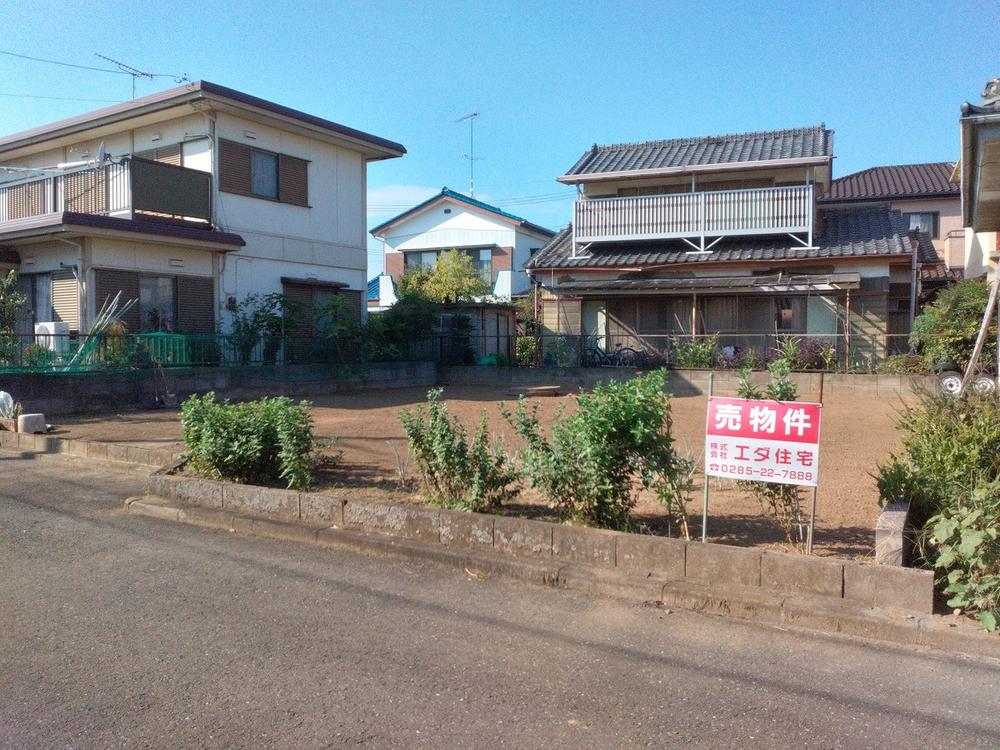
[0,430,179,468]
[125,496,1000,662]
[148,469,936,615]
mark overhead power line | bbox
[0,92,123,103]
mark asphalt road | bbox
[2,451,999,749]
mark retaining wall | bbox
[438,365,938,399]
[0,361,437,415]
[149,471,935,615]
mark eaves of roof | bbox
[0,80,406,160]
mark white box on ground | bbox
[17,414,46,434]
[34,322,69,353]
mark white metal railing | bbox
[574,184,814,245]
[0,162,131,224]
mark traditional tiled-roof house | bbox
[527,125,926,364]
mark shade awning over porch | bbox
[553,272,861,296]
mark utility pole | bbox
[455,111,480,196]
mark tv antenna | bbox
[95,54,154,99]
[455,111,480,197]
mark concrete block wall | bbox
[151,472,936,615]
[2,361,437,415]
[437,366,938,400]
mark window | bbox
[775,297,806,332]
[218,139,309,206]
[250,149,279,199]
[904,212,939,240]
[139,275,177,332]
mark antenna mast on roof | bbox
[94,54,154,99]
[455,111,480,197]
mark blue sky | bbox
[0,0,994,277]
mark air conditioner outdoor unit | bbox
[34,321,70,353]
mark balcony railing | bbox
[0,157,212,229]
[573,184,813,245]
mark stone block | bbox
[552,524,617,567]
[875,502,910,566]
[686,542,761,587]
[85,441,109,460]
[232,516,318,545]
[223,483,299,519]
[66,439,89,457]
[17,413,46,434]
[126,445,153,465]
[342,500,439,541]
[616,534,686,579]
[106,443,131,463]
[0,430,16,449]
[438,510,495,548]
[844,561,933,614]
[760,551,844,597]
[300,493,345,525]
[169,477,224,509]
[16,432,39,450]
[177,505,236,532]
[493,516,554,558]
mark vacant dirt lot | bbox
[53,384,906,558]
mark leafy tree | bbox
[403,250,491,303]
[0,271,28,364]
[911,280,996,369]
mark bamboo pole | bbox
[806,371,824,554]
[961,279,999,393]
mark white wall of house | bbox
[2,104,378,331]
[379,198,551,298]
[381,200,517,252]
[964,229,998,280]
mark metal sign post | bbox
[806,371,825,554]
[701,372,714,543]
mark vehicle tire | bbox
[938,372,963,396]
[972,375,997,396]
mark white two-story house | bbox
[0,80,405,338]
[368,187,554,308]
[528,125,929,363]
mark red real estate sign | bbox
[704,397,822,487]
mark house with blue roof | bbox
[369,187,555,309]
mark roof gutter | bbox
[527,252,913,275]
[556,156,832,184]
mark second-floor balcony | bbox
[573,184,814,248]
[0,156,212,232]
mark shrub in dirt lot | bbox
[911,279,997,370]
[670,335,719,369]
[399,388,519,512]
[873,392,1000,629]
[926,482,1000,631]
[515,336,539,367]
[503,369,694,534]
[181,392,323,491]
[736,362,806,549]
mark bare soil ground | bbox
[52,385,906,558]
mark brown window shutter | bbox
[281,282,315,336]
[63,169,108,214]
[8,180,48,219]
[219,139,251,195]
[135,143,182,166]
[338,290,362,323]
[94,269,141,332]
[176,275,215,334]
[278,154,309,206]
[50,271,80,332]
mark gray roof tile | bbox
[527,207,915,270]
[562,125,833,178]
